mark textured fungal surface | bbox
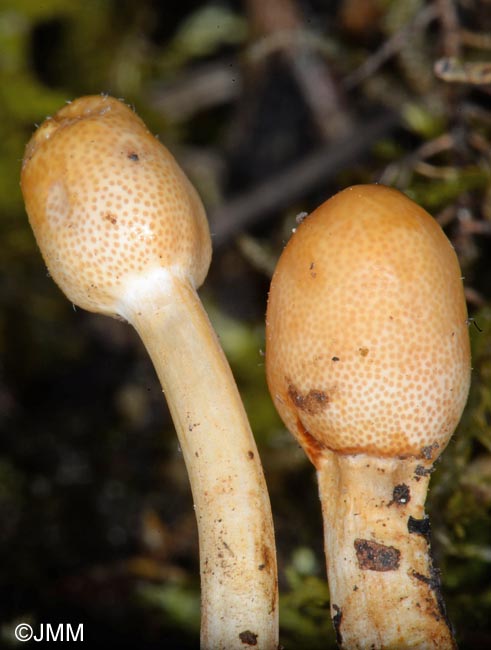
[21,95,211,316]
[266,184,471,459]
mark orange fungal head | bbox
[266,184,471,462]
[21,95,211,316]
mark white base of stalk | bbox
[317,451,456,650]
[120,273,278,649]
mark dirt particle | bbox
[222,540,235,557]
[420,442,440,460]
[332,604,343,646]
[389,483,411,506]
[332,356,340,362]
[128,152,139,161]
[239,630,258,645]
[408,515,431,542]
[411,570,438,589]
[288,382,329,414]
[354,538,401,571]
[414,464,434,480]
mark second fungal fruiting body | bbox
[21,95,278,650]
[266,184,470,649]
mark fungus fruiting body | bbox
[266,184,470,649]
[21,95,278,650]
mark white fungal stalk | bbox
[21,95,278,650]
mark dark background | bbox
[1,0,491,647]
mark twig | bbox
[237,234,277,277]
[436,0,461,58]
[379,132,455,187]
[245,0,351,139]
[148,60,241,121]
[434,57,491,84]
[460,29,491,50]
[209,110,400,246]
[344,4,437,89]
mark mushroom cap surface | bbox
[266,184,471,460]
[21,95,211,316]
